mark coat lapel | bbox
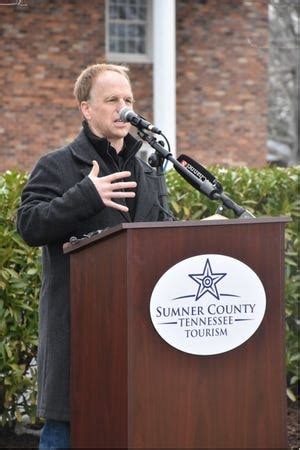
[133,161,159,222]
[69,130,132,222]
[67,129,164,223]
[69,130,99,168]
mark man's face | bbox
[81,71,133,146]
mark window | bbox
[106,0,152,63]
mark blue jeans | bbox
[39,420,70,449]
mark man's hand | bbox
[88,160,137,212]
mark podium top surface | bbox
[63,216,289,254]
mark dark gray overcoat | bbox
[17,130,169,421]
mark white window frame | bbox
[105,0,153,63]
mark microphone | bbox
[119,107,162,135]
[175,154,254,218]
[174,154,222,199]
[177,154,223,194]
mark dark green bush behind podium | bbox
[0,166,299,425]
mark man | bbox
[17,63,170,449]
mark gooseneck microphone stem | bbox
[138,130,251,218]
[213,192,246,217]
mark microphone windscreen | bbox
[119,107,136,122]
[177,154,216,184]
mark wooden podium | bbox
[64,217,288,448]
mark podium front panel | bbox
[68,219,287,448]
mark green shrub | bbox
[0,166,298,426]
[167,165,299,401]
[0,171,41,426]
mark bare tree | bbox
[267,0,299,166]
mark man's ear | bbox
[80,101,91,120]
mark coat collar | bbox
[69,129,143,167]
[69,129,100,166]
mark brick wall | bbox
[0,0,105,171]
[176,0,268,166]
[0,0,268,172]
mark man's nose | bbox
[117,98,127,109]
[116,101,128,118]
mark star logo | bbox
[189,258,227,301]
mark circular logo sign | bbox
[150,254,266,355]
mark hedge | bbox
[0,171,41,426]
[0,166,299,426]
[166,165,299,402]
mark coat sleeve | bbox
[17,153,105,246]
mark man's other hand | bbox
[88,160,136,212]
